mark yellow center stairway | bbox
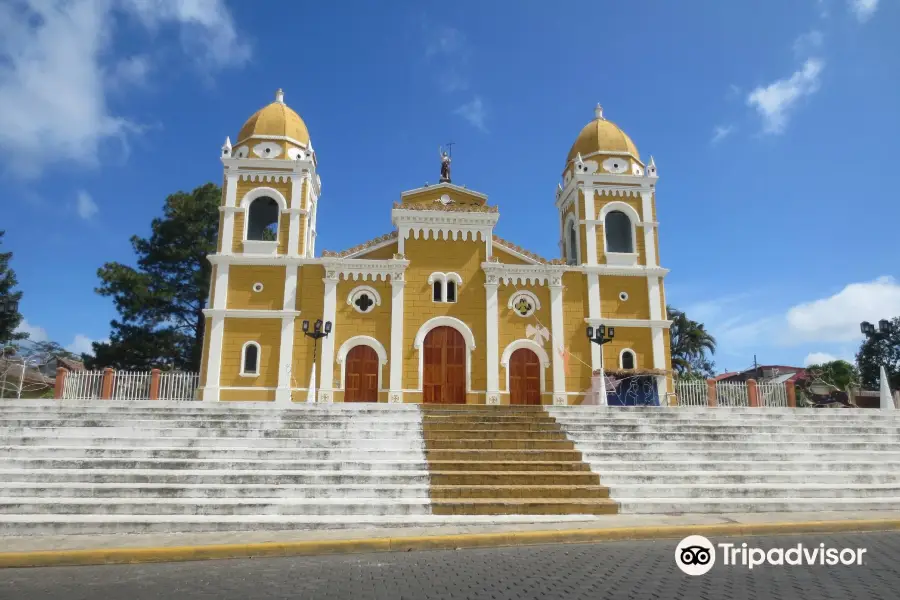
[421,405,618,515]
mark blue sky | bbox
[2,0,899,373]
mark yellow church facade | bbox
[198,91,673,405]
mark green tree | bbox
[804,360,860,392]
[87,183,220,371]
[668,305,717,378]
[0,230,28,348]
[856,317,900,390]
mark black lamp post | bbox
[586,325,615,404]
[860,320,891,339]
[302,318,332,401]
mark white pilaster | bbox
[549,277,567,405]
[587,273,602,370]
[640,191,657,267]
[202,315,225,402]
[389,275,405,403]
[301,174,311,257]
[583,186,598,266]
[318,274,338,402]
[275,266,298,404]
[485,279,500,404]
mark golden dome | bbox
[237,89,310,145]
[566,105,639,164]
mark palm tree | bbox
[668,305,717,378]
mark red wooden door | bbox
[423,326,466,404]
[509,348,541,405]
[345,346,379,402]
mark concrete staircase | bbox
[422,405,617,515]
[548,406,900,514]
[0,400,434,535]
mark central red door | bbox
[344,345,379,402]
[423,326,466,404]
[509,348,541,405]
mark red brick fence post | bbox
[748,379,760,407]
[706,379,718,407]
[100,367,115,400]
[53,368,68,399]
[149,369,161,400]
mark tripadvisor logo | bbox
[675,535,868,576]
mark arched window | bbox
[241,342,260,376]
[446,280,457,302]
[246,197,279,241]
[604,210,633,253]
[620,349,636,370]
[429,272,462,303]
[433,280,443,302]
[565,218,578,265]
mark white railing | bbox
[758,382,788,407]
[62,370,105,399]
[716,381,749,407]
[159,372,200,401]
[674,380,708,407]
[112,371,152,401]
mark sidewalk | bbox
[2,510,900,568]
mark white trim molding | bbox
[500,339,551,393]
[240,341,261,377]
[392,208,498,247]
[619,348,637,370]
[322,258,408,283]
[482,263,566,287]
[413,316,476,393]
[428,272,462,302]
[581,265,669,277]
[400,182,488,203]
[563,212,580,265]
[239,186,288,210]
[347,285,382,313]
[584,317,673,329]
[203,309,301,319]
[336,335,389,393]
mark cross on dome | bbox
[275,88,285,103]
[595,104,604,120]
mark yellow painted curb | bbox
[2,519,899,568]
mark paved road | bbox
[1,532,898,600]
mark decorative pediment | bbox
[482,263,566,287]
[321,257,408,282]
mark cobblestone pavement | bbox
[1,532,898,600]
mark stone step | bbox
[422,422,562,432]
[592,460,900,472]
[597,471,900,485]
[0,469,430,485]
[607,483,900,499]
[426,460,591,473]
[553,414,900,424]
[430,498,617,515]
[577,450,900,461]
[0,482,431,499]
[559,424,900,434]
[0,419,422,430]
[0,498,432,516]
[0,458,428,471]
[1,427,418,440]
[430,471,600,486]
[0,514,597,536]
[422,429,568,441]
[426,449,584,462]
[430,485,609,499]
[425,439,575,450]
[3,436,424,450]
[616,497,900,514]
[0,446,424,461]
[572,440,900,450]
[421,416,558,424]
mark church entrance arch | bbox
[344,345,379,402]
[422,326,466,404]
[509,348,541,405]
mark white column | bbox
[202,315,225,402]
[388,275,405,403]
[647,274,668,403]
[317,274,338,402]
[212,263,229,310]
[308,198,319,256]
[220,173,239,255]
[300,175,311,257]
[549,277,567,405]
[587,273,602,370]
[583,187,598,265]
[485,278,500,404]
[275,266,298,404]
[640,191,657,267]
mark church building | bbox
[198,90,672,405]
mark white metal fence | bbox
[674,380,709,407]
[757,382,788,407]
[111,371,152,401]
[159,372,200,401]
[62,370,105,399]
[715,381,749,407]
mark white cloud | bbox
[0,0,248,178]
[454,96,487,131]
[849,0,879,22]
[66,334,97,355]
[75,190,98,220]
[804,351,839,366]
[793,30,824,57]
[786,276,900,343]
[425,26,467,59]
[711,125,735,144]
[747,58,824,134]
[14,319,48,342]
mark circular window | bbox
[618,291,629,302]
[509,292,539,318]
[252,282,264,293]
[348,287,380,314]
